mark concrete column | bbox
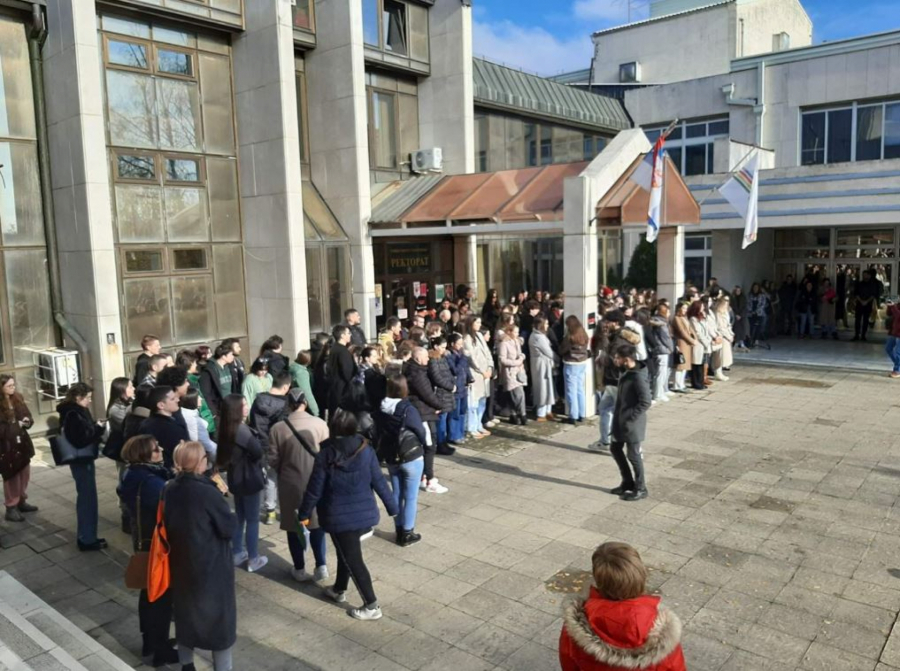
[233,0,310,353]
[452,234,478,306]
[44,0,124,406]
[657,226,685,305]
[307,0,375,338]
[418,0,474,176]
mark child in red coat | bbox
[559,542,687,671]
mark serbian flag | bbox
[646,143,666,244]
[719,152,760,249]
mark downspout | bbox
[28,4,90,357]
[721,60,767,148]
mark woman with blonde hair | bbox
[714,297,735,374]
[167,441,237,671]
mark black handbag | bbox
[49,429,99,466]
[102,430,126,461]
[229,441,266,496]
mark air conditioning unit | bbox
[411,148,443,174]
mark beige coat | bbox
[715,311,734,369]
[671,316,697,372]
[498,335,526,392]
[464,332,493,401]
[268,409,329,532]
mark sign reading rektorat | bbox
[387,244,432,274]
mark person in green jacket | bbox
[178,349,217,435]
[289,351,319,417]
[242,357,273,409]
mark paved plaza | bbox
[4,363,900,670]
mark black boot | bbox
[436,443,456,456]
[519,415,528,426]
[398,529,422,547]
[509,415,521,425]
[609,483,633,496]
[121,513,132,535]
[622,488,649,502]
[152,645,180,667]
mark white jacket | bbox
[182,407,217,458]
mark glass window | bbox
[116,185,165,243]
[371,91,397,169]
[125,249,164,273]
[326,247,350,324]
[399,92,420,167]
[296,70,309,163]
[157,48,193,77]
[383,0,408,55]
[101,16,151,39]
[644,128,661,143]
[408,3,429,62]
[684,256,708,289]
[198,54,235,156]
[156,78,201,151]
[302,183,347,241]
[827,109,852,164]
[108,39,149,70]
[505,117,524,169]
[165,187,208,242]
[667,147,682,174]
[171,275,214,343]
[668,125,682,141]
[685,235,707,251]
[856,106,883,161]
[686,123,706,139]
[207,158,240,242]
[540,126,552,165]
[106,70,158,148]
[475,115,488,172]
[172,248,207,270]
[525,124,538,167]
[212,244,247,336]
[708,119,729,136]
[5,249,53,366]
[618,62,637,83]
[583,135,595,161]
[0,142,44,247]
[165,157,201,182]
[363,0,380,46]
[684,144,707,176]
[152,26,194,48]
[117,154,155,180]
[292,0,313,30]
[0,17,37,140]
[801,112,825,165]
[707,143,715,173]
[836,229,894,246]
[305,247,324,334]
[885,103,900,160]
[775,228,831,248]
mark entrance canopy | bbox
[595,154,701,228]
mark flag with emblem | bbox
[718,152,760,249]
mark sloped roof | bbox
[472,58,631,132]
[370,175,444,225]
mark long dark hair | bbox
[106,377,132,415]
[259,335,283,357]
[565,316,589,347]
[215,394,245,469]
[0,373,24,421]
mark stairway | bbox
[0,570,133,670]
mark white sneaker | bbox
[314,566,329,582]
[324,586,347,603]
[248,555,268,573]
[291,567,314,582]
[425,478,449,494]
[350,606,383,621]
[488,420,500,428]
[660,395,671,403]
[233,550,249,567]
[715,372,729,381]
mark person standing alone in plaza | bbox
[0,374,36,522]
[885,299,900,378]
[610,345,652,502]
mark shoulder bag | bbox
[147,484,170,602]
[124,480,150,590]
[395,408,424,465]
[285,419,319,460]
[49,427,99,466]
[229,435,266,497]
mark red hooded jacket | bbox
[559,588,687,671]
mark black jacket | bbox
[403,360,443,422]
[164,473,236,651]
[260,350,289,378]
[249,392,289,450]
[363,367,387,411]
[132,353,151,388]
[228,357,246,390]
[375,398,427,464]
[118,463,173,551]
[56,402,104,448]
[140,414,190,468]
[198,361,234,418]
[224,424,265,495]
[427,355,456,412]
[612,365,652,444]
[327,343,357,412]
[344,322,368,348]
[796,286,818,314]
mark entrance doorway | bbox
[373,239,455,329]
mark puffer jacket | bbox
[403,360,443,421]
[447,351,473,400]
[559,588,686,671]
[57,402,105,448]
[297,435,399,533]
[376,398,427,464]
[249,391,289,451]
[118,463,173,552]
[649,316,674,356]
[428,354,456,412]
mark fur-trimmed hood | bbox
[562,591,683,670]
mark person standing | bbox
[778,275,798,336]
[106,377,134,532]
[714,298,735,374]
[216,395,267,573]
[853,270,878,342]
[378,317,402,361]
[463,316,493,438]
[529,317,558,422]
[57,383,106,551]
[182,350,216,437]
[166,442,237,671]
[117,435,178,667]
[610,344,652,502]
[427,336,456,455]
[796,280,818,339]
[819,279,838,340]
[498,324,528,426]
[268,389,330,582]
[242,357,272,409]
[732,286,749,350]
[258,336,289,378]
[298,411,400,621]
[290,352,320,418]
[403,347,447,494]
[133,335,162,387]
[223,339,246,391]
[649,303,674,402]
[140,386,190,469]
[199,343,236,420]
[748,283,771,349]
[885,299,900,378]
[343,309,368,348]
[559,316,591,424]
[140,354,169,388]
[180,388,217,458]
[328,325,357,417]
[249,371,292,526]
[0,374,36,522]
[671,302,697,393]
[446,334,472,445]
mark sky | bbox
[472,0,900,76]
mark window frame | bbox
[170,246,210,273]
[801,99,900,165]
[295,65,310,166]
[104,34,152,74]
[162,154,206,185]
[112,152,158,183]
[153,44,196,80]
[642,117,729,175]
[292,0,316,34]
[368,86,399,170]
[121,246,168,276]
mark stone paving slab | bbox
[4,365,900,669]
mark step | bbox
[0,571,133,671]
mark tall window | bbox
[684,233,712,288]
[644,118,729,175]
[362,0,429,66]
[292,0,314,32]
[295,57,309,165]
[101,16,247,354]
[366,72,418,175]
[802,101,900,166]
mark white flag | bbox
[718,152,760,249]
[646,147,665,244]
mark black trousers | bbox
[482,391,495,424]
[855,304,873,338]
[508,386,526,417]
[610,441,645,492]
[331,530,377,608]
[424,421,437,480]
[690,364,705,390]
[139,588,172,656]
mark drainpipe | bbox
[28,3,91,357]
[721,60,767,149]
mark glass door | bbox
[835,262,895,333]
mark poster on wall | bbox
[413,281,422,297]
[435,284,445,303]
[398,308,408,320]
[374,284,383,317]
[416,283,429,311]
[445,284,454,301]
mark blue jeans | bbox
[436,412,449,446]
[389,457,424,531]
[287,528,327,570]
[448,396,467,442]
[564,363,587,420]
[798,310,815,336]
[232,490,262,559]
[467,396,486,434]
[70,462,98,544]
[886,336,900,372]
[597,387,618,445]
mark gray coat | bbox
[164,473,236,651]
[612,365,652,444]
[498,335,526,392]
[529,331,557,407]
[464,333,492,402]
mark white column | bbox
[233,0,310,353]
[452,234,478,306]
[307,0,375,338]
[45,0,124,406]
[657,226,685,305]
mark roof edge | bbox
[592,0,733,38]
